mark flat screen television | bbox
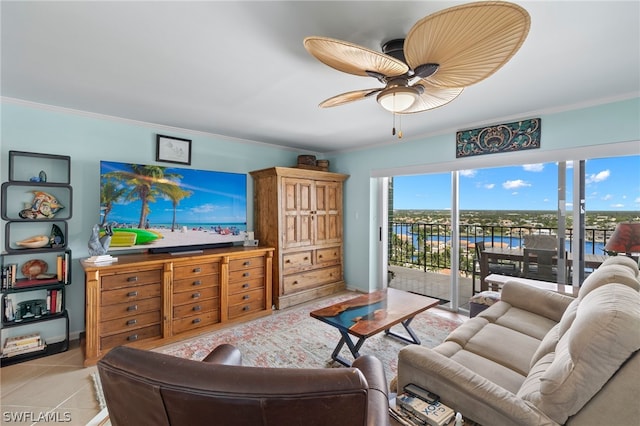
[99,161,247,253]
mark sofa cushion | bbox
[494,307,558,340]
[463,323,541,376]
[557,298,579,337]
[578,264,640,299]
[522,284,640,424]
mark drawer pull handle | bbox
[304,257,309,260]
[293,281,298,285]
[193,305,201,311]
[127,276,138,282]
[242,306,250,311]
[127,291,138,297]
[243,295,250,300]
[242,283,250,289]
[127,305,138,311]
[243,272,250,277]
[193,318,201,324]
[243,261,251,266]
[285,259,291,263]
[126,319,137,326]
[193,267,201,273]
[127,334,138,341]
[193,280,202,286]
[192,292,201,298]
[319,255,323,258]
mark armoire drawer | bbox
[283,265,341,293]
[316,247,341,264]
[282,251,313,272]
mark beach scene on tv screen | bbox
[100,161,248,252]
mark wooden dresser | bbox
[250,167,348,309]
[81,246,273,366]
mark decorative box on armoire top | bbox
[250,167,349,309]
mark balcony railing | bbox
[388,222,615,274]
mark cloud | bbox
[586,169,610,184]
[503,179,531,190]
[459,169,476,177]
[523,163,544,172]
[610,203,625,208]
[511,192,519,196]
[636,197,640,203]
[602,194,613,201]
[484,183,495,189]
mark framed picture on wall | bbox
[156,134,192,165]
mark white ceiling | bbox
[2,1,639,154]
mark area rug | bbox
[156,291,464,388]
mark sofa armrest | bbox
[201,343,243,365]
[500,281,575,322]
[398,346,559,426]
[352,354,390,426]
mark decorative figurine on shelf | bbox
[88,223,113,256]
[49,224,65,247]
[28,170,48,182]
[18,191,64,219]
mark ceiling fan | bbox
[304,1,530,120]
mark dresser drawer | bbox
[282,250,313,272]
[227,288,264,307]
[174,262,219,280]
[173,298,218,318]
[283,265,342,293]
[228,277,264,295]
[173,286,219,306]
[101,283,161,306]
[229,267,264,283]
[316,247,341,264]
[100,324,161,351]
[174,275,219,293]
[229,256,265,271]
[228,297,265,319]
[100,310,162,336]
[101,269,162,291]
[172,310,220,334]
[100,297,161,321]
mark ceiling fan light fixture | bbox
[377,86,419,112]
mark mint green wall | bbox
[329,98,640,293]
[1,102,300,338]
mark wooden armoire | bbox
[250,167,349,309]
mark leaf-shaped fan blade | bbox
[404,2,530,88]
[319,88,382,108]
[399,80,463,114]
[304,36,409,78]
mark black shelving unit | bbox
[1,151,72,367]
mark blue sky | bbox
[101,161,247,225]
[393,155,640,211]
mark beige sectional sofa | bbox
[397,256,640,426]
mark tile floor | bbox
[0,294,467,426]
[1,339,100,426]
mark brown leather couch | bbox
[98,344,390,426]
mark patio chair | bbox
[472,241,520,293]
[522,248,562,282]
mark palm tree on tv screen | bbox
[104,164,186,228]
[161,182,193,232]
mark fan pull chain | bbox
[392,113,403,139]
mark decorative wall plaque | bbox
[456,118,541,158]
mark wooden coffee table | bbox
[310,288,440,366]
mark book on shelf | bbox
[397,393,455,426]
[2,332,46,357]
